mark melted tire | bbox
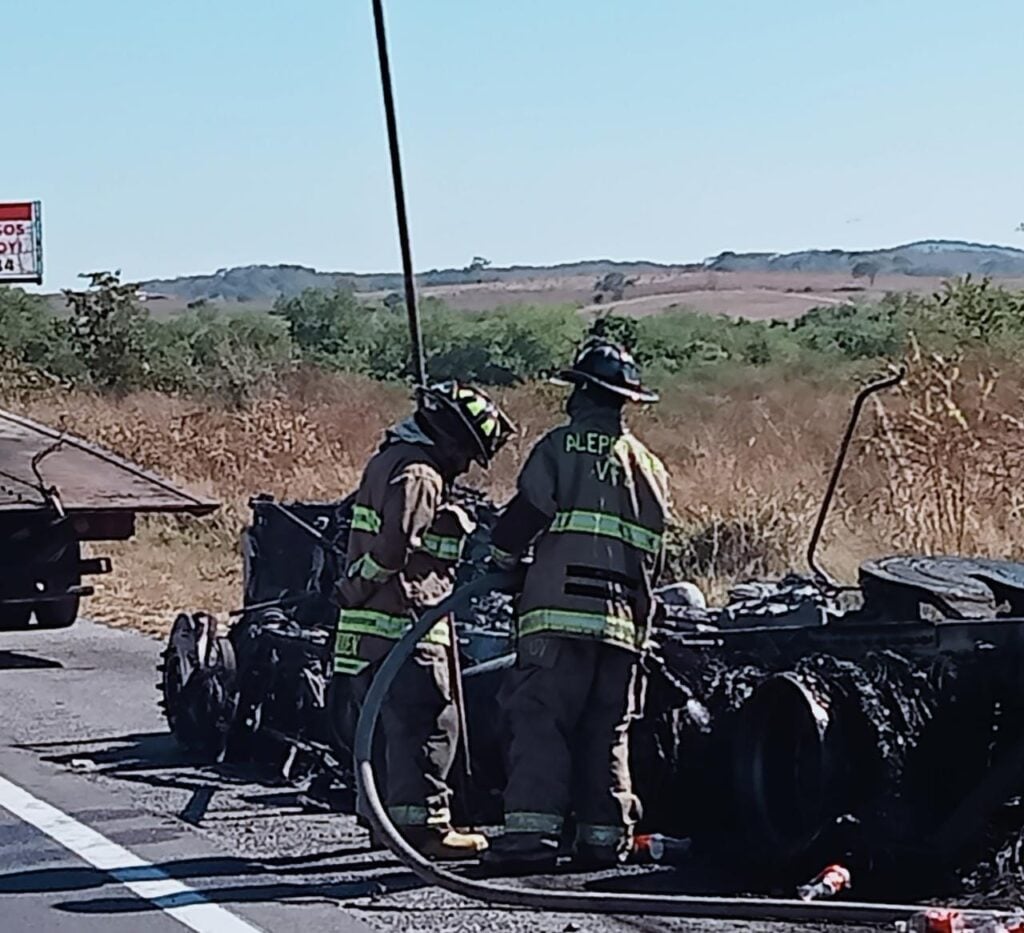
[160,614,240,760]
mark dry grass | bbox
[7,359,1024,631]
[861,345,1024,557]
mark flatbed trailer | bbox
[0,407,218,630]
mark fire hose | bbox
[353,571,1006,924]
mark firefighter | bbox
[331,381,515,860]
[483,338,669,871]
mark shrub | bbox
[149,307,294,405]
[64,271,152,390]
[274,290,584,385]
[790,296,915,360]
[927,275,1024,347]
[7,272,1024,402]
[0,288,69,371]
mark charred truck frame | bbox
[159,373,1024,904]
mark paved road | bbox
[0,620,880,932]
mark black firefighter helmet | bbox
[552,338,658,403]
[418,380,516,467]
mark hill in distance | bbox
[138,259,687,303]
[706,239,1024,277]
[137,240,1024,304]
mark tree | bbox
[64,271,150,389]
[593,271,638,304]
[465,256,492,283]
[851,260,880,286]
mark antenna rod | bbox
[371,0,426,388]
[806,367,905,584]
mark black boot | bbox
[572,843,624,871]
[481,832,559,873]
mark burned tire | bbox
[732,673,833,864]
[160,613,239,760]
[33,540,82,629]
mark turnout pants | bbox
[333,642,458,831]
[499,634,642,855]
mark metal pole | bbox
[806,368,905,583]
[446,613,473,778]
[371,0,427,388]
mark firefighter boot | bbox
[481,832,559,873]
[403,826,489,861]
[573,843,624,870]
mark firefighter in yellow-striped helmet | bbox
[417,380,516,470]
[330,379,513,861]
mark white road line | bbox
[0,773,264,933]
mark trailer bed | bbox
[0,409,217,515]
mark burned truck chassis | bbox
[160,490,1024,898]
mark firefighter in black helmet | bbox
[331,381,514,860]
[483,338,670,871]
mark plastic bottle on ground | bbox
[630,833,692,864]
[899,909,1024,932]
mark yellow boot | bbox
[404,826,489,860]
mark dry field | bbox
[7,354,1024,635]
[56,270,1024,323]
[396,271,1024,319]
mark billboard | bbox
[0,202,42,284]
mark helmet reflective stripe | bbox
[420,380,516,464]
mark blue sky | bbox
[5,0,1023,289]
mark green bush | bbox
[427,305,583,384]
[624,309,804,377]
[274,290,584,385]
[274,289,412,378]
[1,274,293,403]
[927,276,1024,348]
[148,307,294,405]
[65,271,153,390]
[6,272,1024,401]
[790,295,916,359]
[0,286,81,379]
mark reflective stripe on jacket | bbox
[333,441,474,675]
[507,407,670,653]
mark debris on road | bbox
[631,833,692,865]
[897,908,1024,932]
[67,757,99,773]
[797,864,851,901]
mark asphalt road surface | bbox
[0,619,885,932]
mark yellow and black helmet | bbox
[419,381,516,466]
